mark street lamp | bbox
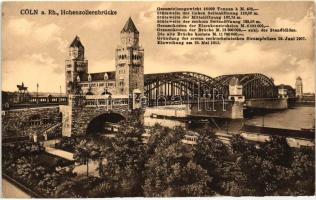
[36,83,39,105]
[197,82,201,111]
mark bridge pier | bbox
[189,99,244,119]
[146,99,245,120]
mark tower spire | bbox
[116,17,144,96]
[69,35,84,48]
[121,17,139,33]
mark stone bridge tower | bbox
[295,76,303,99]
[60,18,144,137]
[115,17,144,96]
[65,36,88,95]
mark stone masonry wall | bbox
[2,106,61,137]
[66,105,130,136]
[190,100,238,119]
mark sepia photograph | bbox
[1,0,315,198]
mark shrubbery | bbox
[3,117,315,197]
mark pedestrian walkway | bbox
[43,139,60,148]
[45,146,74,161]
[73,160,100,177]
[43,140,101,176]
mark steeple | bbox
[116,17,144,96]
[121,17,139,33]
[295,76,303,98]
[69,35,84,48]
[68,35,85,60]
[65,35,88,95]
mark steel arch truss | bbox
[214,73,278,99]
[144,72,228,104]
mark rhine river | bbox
[245,106,314,130]
[144,106,315,131]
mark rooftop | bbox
[69,35,84,48]
[80,71,116,82]
[121,17,139,34]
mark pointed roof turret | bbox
[69,35,84,48]
[229,77,240,86]
[121,17,139,34]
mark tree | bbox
[260,136,293,167]
[227,134,313,196]
[195,129,230,194]
[286,147,315,195]
[87,178,117,197]
[54,180,79,198]
[73,139,101,177]
[37,172,62,196]
[143,126,214,197]
[103,119,145,196]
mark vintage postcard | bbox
[1,0,315,198]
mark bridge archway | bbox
[145,72,280,102]
[86,112,125,135]
[144,71,227,106]
[214,73,278,99]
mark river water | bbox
[246,106,315,130]
[144,106,315,131]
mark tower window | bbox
[119,80,124,87]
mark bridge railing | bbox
[83,95,129,108]
[147,98,231,107]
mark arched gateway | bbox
[86,112,125,135]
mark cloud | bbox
[8,18,34,35]
[139,2,165,24]
[7,18,67,52]
[88,58,115,73]
[275,6,314,39]
[82,17,114,31]
[3,53,64,92]
[144,41,314,92]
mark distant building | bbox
[65,17,144,97]
[295,76,303,98]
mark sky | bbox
[2,1,315,93]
